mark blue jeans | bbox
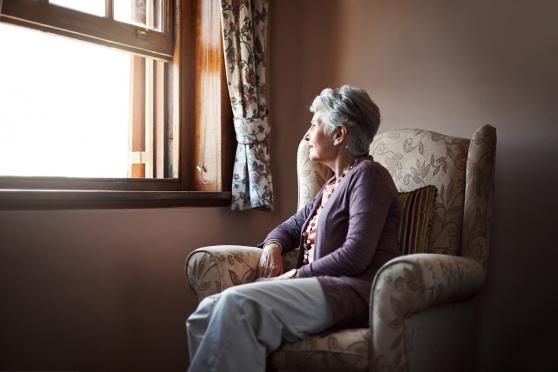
[186,278,333,372]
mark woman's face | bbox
[304,113,336,163]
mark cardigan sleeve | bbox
[298,166,398,277]
[259,187,323,253]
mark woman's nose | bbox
[303,131,310,141]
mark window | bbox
[0,22,171,179]
[0,0,173,59]
[0,0,233,207]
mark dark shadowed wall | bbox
[0,209,281,371]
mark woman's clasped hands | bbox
[256,243,293,281]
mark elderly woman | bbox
[187,85,400,372]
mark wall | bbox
[0,208,281,371]
[322,0,558,370]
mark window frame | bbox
[0,0,234,209]
[0,0,174,60]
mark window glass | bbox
[114,0,162,31]
[0,23,130,178]
[49,0,106,16]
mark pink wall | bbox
[325,0,558,370]
[1,0,557,371]
[0,208,282,371]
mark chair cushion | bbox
[398,185,437,255]
[268,328,369,372]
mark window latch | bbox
[196,165,209,185]
[136,28,148,39]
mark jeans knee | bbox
[219,286,253,313]
[187,294,220,324]
[220,286,241,304]
[200,293,219,308]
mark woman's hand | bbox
[256,268,298,282]
[257,243,283,279]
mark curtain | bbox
[220,0,273,211]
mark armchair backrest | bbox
[296,125,496,270]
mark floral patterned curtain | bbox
[220,0,273,211]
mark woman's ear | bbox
[333,125,348,145]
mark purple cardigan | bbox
[263,156,400,328]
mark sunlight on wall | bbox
[0,22,130,178]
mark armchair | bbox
[186,125,496,372]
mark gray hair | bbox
[310,85,380,156]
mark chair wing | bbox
[462,125,497,269]
[370,129,469,257]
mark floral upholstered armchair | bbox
[186,125,496,372]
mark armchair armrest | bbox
[186,245,262,302]
[370,253,485,371]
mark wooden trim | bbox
[131,164,146,178]
[145,58,155,177]
[191,0,233,191]
[220,45,234,191]
[155,60,166,178]
[0,0,174,60]
[105,0,113,19]
[0,177,180,191]
[162,0,181,180]
[167,43,179,179]
[179,0,196,191]
[129,56,146,178]
[0,190,231,209]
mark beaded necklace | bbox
[302,159,357,264]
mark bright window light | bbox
[49,0,106,16]
[0,22,131,178]
[114,0,162,30]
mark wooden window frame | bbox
[0,0,174,60]
[0,0,234,209]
